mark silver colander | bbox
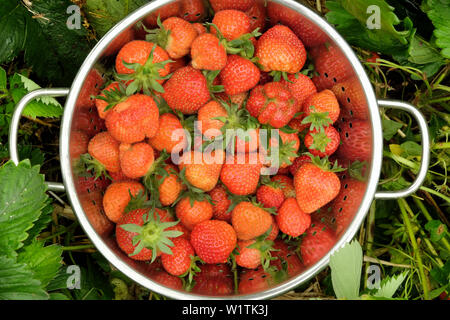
[9,0,430,299]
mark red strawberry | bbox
[148,113,187,153]
[331,77,369,120]
[256,179,285,210]
[175,196,214,231]
[146,17,198,59]
[302,90,340,126]
[331,179,367,235]
[157,164,185,207]
[209,184,233,222]
[212,10,251,41]
[197,100,228,139]
[119,142,155,179]
[270,240,303,277]
[190,220,237,264]
[86,131,121,174]
[231,201,272,240]
[263,130,300,169]
[115,40,172,95]
[116,208,183,261]
[255,25,306,75]
[337,120,372,162]
[161,237,195,276]
[219,55,261,95]
[235,238,275,270]
[276,198,311,237]
[304,125,340,158]
[280,73,317,114]
[192,22,207,35]
[247,82,297,129]
[178,150,224,192]
[105,94,160,144]
[294,161,341,214]
[210,0,255,12]
[246,0,267,33]
[102,181,146,223]
[162,66,211,114]
[191,33,228,71]
[271,175,296,198]
[95,82,126,120]
[179,0,206,22]
[267,216,279,241]
[220,153,263,196]
[312,43,353,90]
[288,154,312,176]
[76,68,105,109]
[267,2,328,48]
[299,222,336,266]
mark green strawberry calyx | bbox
[307,152,346,173]
[301,106,333,132]
[144,16,171,50]
[120,210,183,262]
[78,153,112,181]
[116,43,174,96]
[95,81,128,112]
[308,130,332,153]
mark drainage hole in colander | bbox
[338,208,343,213]
[347,97,351,103]
[344,184,348,189]
[333,77,337,83]
[341,87,346,92]
[343,195,348,201]
[349,122,353,128]
[345,132,349,138]
[324,72,329,78]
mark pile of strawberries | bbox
[71,0,372,296]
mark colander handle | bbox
[9,88,70,193]
[375,100,430,200]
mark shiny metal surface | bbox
[10,0,430,300]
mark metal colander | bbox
[9,0,430,300]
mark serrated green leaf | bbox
[423,0,450,58]
[325,0,414,55]
[374,271,408,298]
[0,1,28,64]
[329,240,363,300]
[0,160,49,259]
[24,200,53,245]
[0,255,48,300]
[18,74,62,107]
[425,220,448,242]
[17,241,63,288]
[85,0,148,37]
[9,74,63,119]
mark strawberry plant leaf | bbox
[325,0,415,55]
[9,73,63,119]
[373,271,408,298]
[0,160,49,259]
[422,0,450,58]
[382,119,403,140]
[17,74,62,108]
[0,1,28,64]
[329,240,363,300]
[85,0,148,37]
[425,220,448,242]
[0,255,48,300]
[17,240,63,288]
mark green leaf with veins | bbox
[329,240,363,300]
[0,160,49,259]
[17,241,63,288]
[374,271,408,298]
[325,0,415,55]
[422,0,450,58]
[0,255,48,300]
